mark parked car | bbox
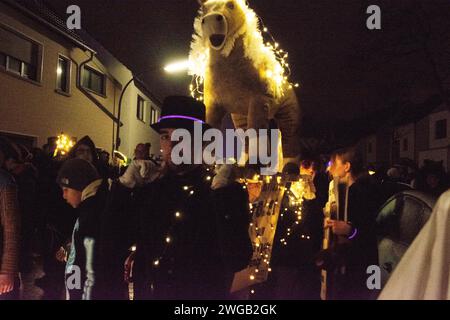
[376,190,436,288]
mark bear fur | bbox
[189,0,301,161]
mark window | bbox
[150,107,159,125]
[56,56,71,93]
[402,138,408,152]
[6,55,21,74]
[137,95,145,122]
[21,62,36,79]
[82,66,105,96]
[0,26,40,81]
[368,142,372,154]
[0,52,5,67]
[435,119,447,140]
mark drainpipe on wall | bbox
[115,76,136,151]
[74,51,123,156]
[77,51,94,87]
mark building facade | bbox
[359,102,450,170]
[0,0,160,159]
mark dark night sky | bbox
[44,0,450,124]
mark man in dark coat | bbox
[132,96,252,300]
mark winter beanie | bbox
[57,158,100,192]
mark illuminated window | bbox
[56,56,71,93]
[150,106,159,125]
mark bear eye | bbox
[226,1,235,10]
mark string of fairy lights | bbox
[189,14,300,101]
[278,186,311,245]
[150,168,213,269]
[53,133,75,157]
[243,174,309,296]
[126,160,311,298]
[52,130,309,298]
[257,16,300,90]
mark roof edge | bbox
[2,0,96,53]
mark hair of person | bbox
[333,146,365,177]
[301,159,313,170]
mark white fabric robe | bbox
[378,189,450,300]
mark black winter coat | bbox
[132,166,252,300]
[335,176,381,299]
[65,179,109,300]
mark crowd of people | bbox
[1,95,449,300]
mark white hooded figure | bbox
[378,189,450,300]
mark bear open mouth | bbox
[210,34,225,47]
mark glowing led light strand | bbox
[53,133,75,157]
[152,170,214,268]
[188,6,300,101]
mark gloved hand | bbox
[119,160,160,188]
[211,162,236,190]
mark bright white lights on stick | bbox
[164,59,190,73]
[53,133,75,157]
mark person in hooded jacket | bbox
[68,136,110,179]
[56,158,109,300]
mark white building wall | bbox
[0,2,161,159]
[397,123,415,160]
[429,110,450,149]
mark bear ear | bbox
[197,0,208,5]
